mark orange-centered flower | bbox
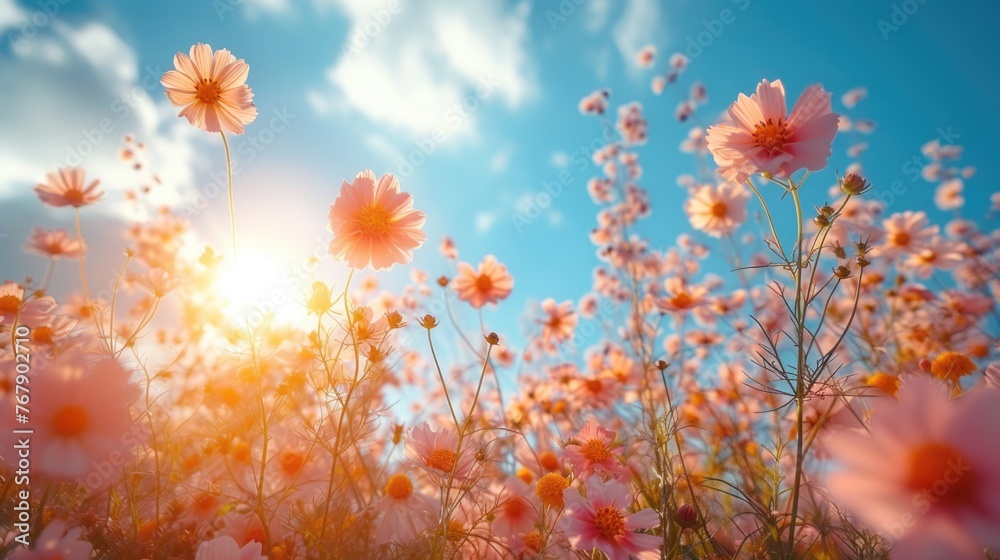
[161,43,258,134]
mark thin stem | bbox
[220,131,237,260]
[785,184,807,555]
[74,207,92,302]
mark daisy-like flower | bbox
[194,535,267,560]
[404,422,474,481]
[561,476,662,560]
[25,228,85,260]
[655,277,709,314]
[327,170,427,271]
[452,255,514,309]
[34,167,103,208]
[878,211,938,260]
[373,472,439,546]
[538,299,577,345]
[934,178,964,210]
[706,79,840,184]
[0,351,139,483]
[564,418,626,480]
[684,182,750,237]
[0,282,55,327]
[827,376,1000,558]
[132,268,180,298]
[8,520,92,559]
[161,42,258,134]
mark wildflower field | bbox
[1,1,998,559]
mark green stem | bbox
[220,131,237,260]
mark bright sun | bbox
[211,250,303,327]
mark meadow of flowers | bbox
[1,38,999,560]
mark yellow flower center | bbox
[865,373,900,396]
[196,78,222,105]
[539,451,560,472]
[523,531,544,552]
[907,442,976,506]
[0,294,22,315]
[593,505,626,539]
[535,472,569,509]
[710,201,729,219]
[384,473,414,500]
[580,438,612,463]
[670,292,693,309]
[893,231,911,246]
[502,496,530,518]
[52,405,89,438]
[930,351,977,382]
[475,273,494,293]
[752,117,790,152]
[426,448,457,472]
[31,326,55,345]
[358,204,393,237]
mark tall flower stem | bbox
[220,131,237,259]
[74,207,91,301]
[785,184,808,555]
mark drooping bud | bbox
[840,172,872,196]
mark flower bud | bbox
[840,172,872,195]
[833,265,852,280]
[485,332,500,345]
[813,215,830,228]
[418,314,439,329]
[676,503,698,527]
[437,275,449,287]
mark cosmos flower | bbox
[404,422,474,482]
[8,520,92,559]
[706,79,840,183]
[561,476,661,560]
[564,418,626,480]
[194,535,267,560]
[161,42,258,134]
[684,182,750,237]
[827,376,1000,558]
[34,167,103,208]
[327,170,427,271]
[374,472,439,547]
[24,228,85,260]
[452,255,514,309]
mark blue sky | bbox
[0,0,996,347]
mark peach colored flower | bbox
[2,351,139,483]
[404,422,474,481]
[706,79,840,183]
[374,472,439,546]
[25,228,85,260]
[327,170,426,271]
[934,178,964,210]
[538,299,577,345]
[132,267,180,297]
[684,182,750,237]
[561,476,661,560]
[161,42,258,134]
[194,535,267,560]
[34,167,103,208]
[827,377,1000,558]
[0,282,55,327]
[635,45,655,67]
[452,255,514,309]
[878,211,938,259]
[564,418,626,480]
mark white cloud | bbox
[611,0,660,65]
[0,19,210,218]
[585,0,611,33]
[0,0,25,33]
[307,0,536,139]
[474,211,496,234]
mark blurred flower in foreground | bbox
[194,535,266,560]
[827,376,1000,558]
[706,79,840,184]
[0,281,55,327]
[34,167,103,208]
[452,254,514,309]
[327,170,426,271]
[561,476,661,560]
[161,42,258,134]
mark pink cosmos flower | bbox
[0,282,56,327]
[934,178,964,210]
[828,376,1000,557]
[161,43,258,134]
[452,255,514,309]
[878,211,938,260]
[684,182,750,237]
[706,79,840,184]
[25,228,85,260]
[327,170,427,271]
[194,536,267,560]
[374,472,439,546]
[561,476,662,560]
[564,418,627,480]
[404,422,474,481]
[8,520,92,559]
[34,167,103,208]
[2,351,140,483]
[538,299,577,345]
